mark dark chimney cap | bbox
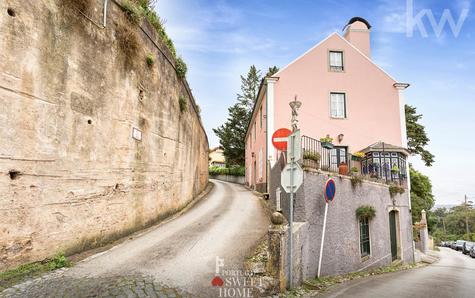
[344,17,372,31]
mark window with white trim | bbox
[329,51,344,72]
[359,217,370,257]
[330,92,346,118]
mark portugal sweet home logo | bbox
[211,256,262,297]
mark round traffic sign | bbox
[272,128,292,151]
[324,178,336,203]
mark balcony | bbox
[301,136,408,186]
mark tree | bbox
[237,65,262,121]
[214,66,262,166]
[409,165,435,226]
[405,105,435,166]
[265,66,279,77]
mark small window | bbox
[329,51,344,72]
[360,217,371,257]
[330,92,346,118]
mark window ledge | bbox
[361,255,370,262]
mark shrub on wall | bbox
[175,57,187,79]
[389,184,405,197]
[356,205,376,219]
[209,166,245,177]
[118,0,186,71]
[146,53,155,67]
[179,96,187,113]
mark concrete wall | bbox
[268,162,414,283]
[210,175,245,185]
[0,0,208,270]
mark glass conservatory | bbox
[360,142,408,184]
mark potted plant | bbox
[303,150,321,169]
[391,165,400,174]
[352,151,365,161]
[350,167,359,175]
[320,135,334,149]
[338,161,348,175]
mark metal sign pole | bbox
[288,133,294,289]
[317,202,329,278]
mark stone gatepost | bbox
[419,210,429,254]
[267,212,287,292]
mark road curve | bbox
[1,180,269,298]
[319,247,475,298]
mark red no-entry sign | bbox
[272,128,292,151]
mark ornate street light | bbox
[289,95,302,132]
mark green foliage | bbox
[48,252,71,270]
[432,204,475,241]
[178,96,187,113]
[303,151,321,162]
[389,184,405,198]
[350,167,359,173]
[350,175,363,188]
[356,205,376,219]
[0,252,71,291]
[122,0,145,24]
[320,136,333,143]
[405,105,435,166]
[409,165,434,224]
[214,66,262,166]
[209,166,245,177]
[146,53,155,67]
[175,57,187,79]
[265,66,279,77]
[119,0,184,71]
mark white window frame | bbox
[329,50,344,72]
[330,92,347,119]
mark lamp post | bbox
[287,96,301,289]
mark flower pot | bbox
[321,142,333,149]
[304,159,319,169]
[339,162,348,175]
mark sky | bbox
[156,0,475,206]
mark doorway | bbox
[389,211,398,261]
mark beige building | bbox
[209,147,226,167]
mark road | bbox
[1,180,269,298]
[319,247,475,298]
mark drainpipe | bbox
[103,0,109,27]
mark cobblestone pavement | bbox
[0,269,192,298]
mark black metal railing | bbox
[301,135,357,175]
[301,135,407,186]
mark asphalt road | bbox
[1,180,269,297]
[320,247,475,298]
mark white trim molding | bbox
[266,77,278,167]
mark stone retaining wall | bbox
[0,0,208,270]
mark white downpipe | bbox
[266,78,277,167]
[103,0,109,27]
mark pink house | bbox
[245,17,410,192]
